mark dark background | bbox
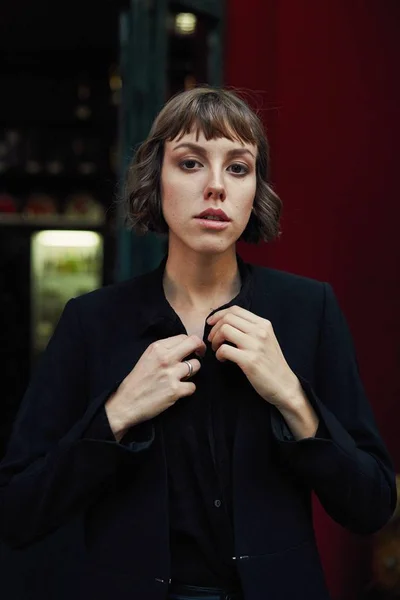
[0,2,123,598]
[0,0,121,49]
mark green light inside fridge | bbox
[35,230,100,248]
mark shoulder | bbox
[249,263,331,321]
[69,270,152,319]
[251,263,326,296]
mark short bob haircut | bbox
[123,87,282,244]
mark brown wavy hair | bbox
[123,87,282,244]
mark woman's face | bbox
[160,129,257,256]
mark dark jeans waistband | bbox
[167,582,243,600]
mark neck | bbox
[163,247,241,314]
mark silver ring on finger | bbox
[182,360,193,380]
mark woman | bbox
[0,88,396,600]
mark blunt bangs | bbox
[151,88,262,149]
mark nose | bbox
[204,175,226,202]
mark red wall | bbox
[226,2,400,598]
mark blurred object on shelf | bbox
[6,129,24,169]
[24,193,58,216]
[0,193,18,213]
[0,128,110,178]
[70,136,102,175]
[64,192,105,224]
[44,131,66,175]
[0,128,24,172]
[75,105,91,121]
[24,129,44,174]
[109,63,122,107]
[74,74,92,122]
[71,137,89,173]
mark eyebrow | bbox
[172,142,256,160]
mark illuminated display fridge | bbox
[31,229,103,361]
[0,222,106,457]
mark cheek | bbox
[247,174,257,198]
[161,175,194,223]
[162,171,203,212]
[247,181,257,205]
[245,180,257,212]
[230,179,256,213]
[161,172,180,212]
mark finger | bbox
[178,381,197,398]
[176,358,201,381]
[207,305,259,326]
[170,335,206,362]
[208,313,254,344]
[160,334,206,356]
[215,343,243,365]
[194,345,207,358]
[210,324,251,353]
[161,334,192,349]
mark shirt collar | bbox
[136,252,254,337]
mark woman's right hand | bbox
[105,334,207,440]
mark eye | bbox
[227,163,249,176]
[180,159,202,170]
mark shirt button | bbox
[214,499,222,508]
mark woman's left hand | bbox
[207,305,301,409]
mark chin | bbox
[183,236,239,256]
[167,225,244,256]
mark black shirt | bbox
[139,253,253,589]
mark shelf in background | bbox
[0,171,116,184]
[0,213,105,229]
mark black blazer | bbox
[0,261,396,600]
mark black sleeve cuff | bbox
[314,419,330,439]
[83,404,117,442]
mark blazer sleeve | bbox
[270,282,397,534]
[0,298,155,549]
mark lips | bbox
[195,209,230,222]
